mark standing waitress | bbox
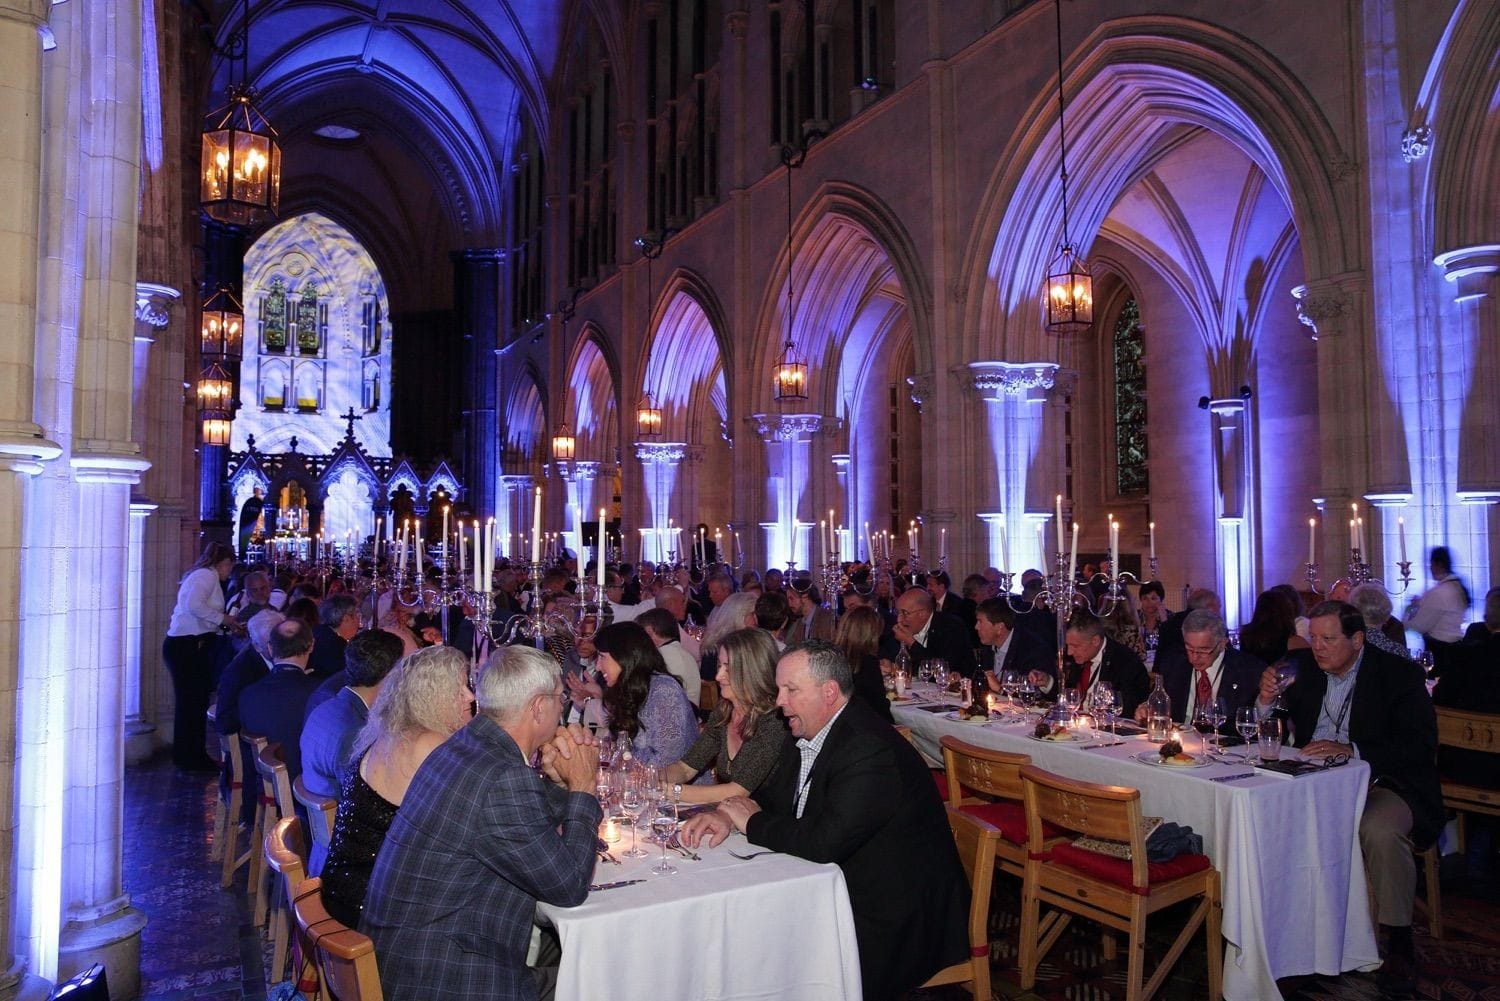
[163,541,240,772]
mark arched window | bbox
[294,361,323,412]
[262,277,288,353]
[1112,297,1149,495]
[296,282,320,355]
[260,358,288,411]
[362,360,380,411]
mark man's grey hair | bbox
[247,608,285,656]
[243,570,270,590]
[319,592,358,628]
[475,644,559,721]
[1185,588,1221,612]
[1182,608,1228,642]
[786,639,853,696]
[1348,583,1393,629]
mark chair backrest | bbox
[292,878,385,1001]
[946,806,1001,949]
[699,680,720,713]
[255,743,295,821]
[1020,763,1147,887]
[218,722,245,787]
[1436,708,1500,755]
[293,775,337,852]
[940,735,1029,804]
[267,816,308,886]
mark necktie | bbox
[1195,667,1213,713]
[1076,663,1091,695]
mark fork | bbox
[728,848,775,860]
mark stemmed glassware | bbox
[1271,660,1298,711]
[1091,681,1117,736]
[649,801,679,876]
[1209,698,1228,753]
[617,776,650,859]
[999,670,1021,714]
[1191,704,1218,757]
[1235,706,1260,759]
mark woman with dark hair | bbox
[664,628,786,803]
[1239,588,1305,666]
[163,541,240,772]
[834,605,894,723]
[593,620,698,768]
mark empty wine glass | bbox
[618,781,649,859]
[1272,660,1299,711]
[1209,698,1228,755]
[1091,682,1116,735]
[649,801,679,876]
[1235,706,1260,759]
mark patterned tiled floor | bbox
[126,752,1500,1000]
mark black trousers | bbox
[162,632,217,767]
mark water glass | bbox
[649,801,679,876]
[1235,706,1260,756]
[1257,716,1283,762]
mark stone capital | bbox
[1400,125,1433,163]
[905,373,934,407]
[1434,244,1500,302]
[0,427,63,475]
[634,441,687,464]
[71,454,152,485]
[748,414,842,443]
[500,474,535,492]
[725,8,748,38]
[962,361,1058,399]
[1290,276,1363,339]
[134,282,179,335]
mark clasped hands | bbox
[680,795,762,849]
[538,723,599,793]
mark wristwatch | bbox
[672,782,684,799]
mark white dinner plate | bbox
[945,711,993,724]
[1133,750,1213,769]
[1028,728,1084,743]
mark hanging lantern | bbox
[1043,244,1094,334]
[200,85,281,226]
[200,285,245,360]
[772,339,808,402]
[552,423,576,462]
[636,392,663,438]
[201,416,233,446]
[197,361,235,445]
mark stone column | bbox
[635,442,687,564]
[1205,396,1254,628]
[498,474,535,563]
[749,414,841,571]
[453,249,504,519]
[123,502,158,765]
[964,362,1057,572]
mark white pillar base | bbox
[56,906,146,1001]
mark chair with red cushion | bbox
[940,735,1057,872]
[1018,763,1222,1001]
[920,806,1001,999]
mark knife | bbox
[1207,772,1257,783]
[590,878,647,892]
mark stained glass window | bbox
[1113,297,1148,495]
[263,277,287,352]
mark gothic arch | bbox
[503,367,547,473]
[748,180,931,411]
[1427,0,1500,256]
[565,330,620,461]
[641,269,732,442]
[965,16,1352,362]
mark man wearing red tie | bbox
[1135,609,1262,730]
[1029,611,1151,717]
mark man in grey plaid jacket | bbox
[363,645,601,999]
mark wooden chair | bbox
[1419,708,1500,939]
[265,817,317,994]
[252,742,294,928]
[238,731,271,899]
[920,806,1002,999]
[1018,763,1222,1001]
[293,775,337,866]
[699,679,720,714]
[292,878,385,1001]
[207,707,257,890]
[940,736,1051,876]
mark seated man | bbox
[362,645,601,1000]
[306,592,360,680]
[1029,611,1151,717]
[1137,608,1262,731]
[1255,600,1441,993]
[300,630,405,801]
[239,617,322,780]
[975,597,1050,691]
[683,641,970,1001]
[882,586,977,680]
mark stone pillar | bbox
[1206,396,1255,628]
[965,362,1057,572]
[123,502,157,764]
[498,474,535,563]
[453,249,504,519]
[1365,493,1414,596]
[1030,370,1076,565]
[635,442,687,564]
[749,414,841,571]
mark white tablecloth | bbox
[536,831,863,1000]
[896,692,1381,1001]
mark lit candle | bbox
[532,488,542,564]
[940,527,947,561]
[1307,517,1316,565]
[1358,517,1366,555]
[441,505,449,570]
[598,509,607,591]
[733,531,741,564]
[602,817,620,844]
[1067,521,1079,583]
[998,516,1010,572]
[1349,518,1357,551]
[863,521,872,562]
[912,524,920,561]
[820,520,828,565]
[415,535,424,578]
[1055,494,1065,554]
[486,518,496,593]
[1109,520,1119,576]
[1036,522,1044,561]
[1397,516,1407,563]
[474,521,482,592]
[1148,521,1156,561]
[714,528,722,565]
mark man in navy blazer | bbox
[975,598,1053,690]
[1030,612,1152,717]
[683,641,970,1000]
[881,586,978,680]
[1143,609,1263,732]
[238,617,321,780]
[362,645,600,1000]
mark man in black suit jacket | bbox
[239,618,323,780]
[683,642,970,1000]
[881,587,978,680]
[307,593,359,678]
[926,571,976,631]
[975,598,1053,691]
[1030,612,1151,717]
[1145,609,1262,732]
[1255,600,1440,992]
[1155,587,1221,663]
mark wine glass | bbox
[1235,706,1260,759]
[1272,660,1299,711]
[617,781,649,859]
[1091,682,1116,736]
[1191,705,1218,757]
[649,801,679,876]
[1208,698,1228,754]
[1000,670,1021,714]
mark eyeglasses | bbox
[1183,643,1222,658]
[1321,753,1351,769]
[895,607,923,619]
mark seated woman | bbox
[833,606,894,723]
[664,628,787,803]
[1240,587,1308,666]
[593,620,699,769]
[320,644,474,929]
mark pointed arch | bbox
[641,269,731,441]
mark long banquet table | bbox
[535,831,863,1000]
[895,689,1381,1001]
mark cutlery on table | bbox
[589,879,647,892]
[1083,740,1125,749]
[1207,772,1257,783]
[669,839,701,861]
[727,848,775,860]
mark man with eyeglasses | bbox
[883,587,977,682]
[1255,599,1440,994]
[1135,608,1262,732]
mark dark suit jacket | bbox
[934,592,976,629]
[363,715,601,1000]
[1279,646,1444,848]
[746,699,969,999]
[215,643,270,735]
[1045,636,1151,717]
[880,610,978,680]
[785,605,837,646]
[307,625,347,678]
[979,627,1054,678]
[238,662,323,779]
[1156,608,1190,662]
[1154,647,1264,731]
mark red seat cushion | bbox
[1043,842,1213,895]
[957,800,1062,846]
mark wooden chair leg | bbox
[1125,906,1147,1001]
[1423,845,1443,940]
[220,781,244,888]
[1101,930,1117,961]
[1018,884,1041,989]
[210,786,227,863]
[269,898,288,984]
[1206,877,1224,1001]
